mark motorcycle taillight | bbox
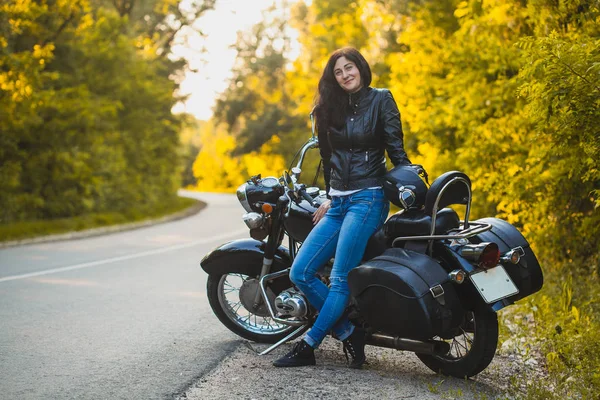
[459,242,500,269]
[478,243,500,269]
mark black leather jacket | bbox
[318,87,411,194]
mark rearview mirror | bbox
[283,171,294,188]
[310,106,316,139]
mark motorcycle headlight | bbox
[236,183,252,212]
[242,212,264,229]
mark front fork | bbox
[252,195,290,308]
[251,195,313,356]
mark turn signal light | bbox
[262,203,273,214]
[500,246,525,264]
[449,269,466,284]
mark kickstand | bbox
[242,341,259,354]
[258,325,306,356]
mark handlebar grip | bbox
[299,188,318,207]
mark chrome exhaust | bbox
[366,333,450,355]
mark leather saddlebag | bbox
[348,248,463,340]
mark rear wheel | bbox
[417,310,498,378]
[207,272,304,343]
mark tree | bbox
[0,0,215,222]
[213,3,303,155]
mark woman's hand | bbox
[312,199,331,225]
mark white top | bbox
[329,186,381,197]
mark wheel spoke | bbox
[464,333,474,347]
[452,339,462,357]
[230,301,242,313]
[456,337,469,352]
[433,312,483,361]
[264,317,274,330]
[223,281,236,289]
[216,272,295,337]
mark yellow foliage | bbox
[454,2,470,19]
[75,12,94,33]
[192,122,285,193]
[4,0,33,14]
[571,306,580,322]
[410,142,439,176]
[32,43,54,59]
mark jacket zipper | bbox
[366,150,369,162]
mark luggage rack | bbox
[391,221,492,247]
[390,173,492,248]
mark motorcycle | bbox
[200,111,543,378]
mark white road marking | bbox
[0,228,248,283]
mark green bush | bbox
[499,268,600,399]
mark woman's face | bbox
[333,56,362,93]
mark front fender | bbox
[200,238,292,277]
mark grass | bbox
[0,196,203,243]
[498,270,600,400]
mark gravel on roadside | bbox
[177,335,543,400]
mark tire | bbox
[207,271,305,343]
[417,310,498,378]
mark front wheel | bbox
[417,310,498,378]
[207,272,304,343]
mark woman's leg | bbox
[289,198,343,314]
[304,189,389,348]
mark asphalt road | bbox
[0,191,247,400]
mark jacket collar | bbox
[348,86,370,106]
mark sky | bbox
[171,0,300,121]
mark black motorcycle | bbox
[200,112,543,378]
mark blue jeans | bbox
[289,188,389,348]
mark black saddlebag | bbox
[471,218,543,303]
[348,248,463,340]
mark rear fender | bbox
[200,238,292,278]
[433,243,497,313]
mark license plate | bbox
[469,265,519,304]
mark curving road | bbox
[0,191,246,399]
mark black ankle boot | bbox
[273,340,316,367]
[342,327,366,369]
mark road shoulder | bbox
[178,337,525,400]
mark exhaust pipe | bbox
[366,333,450,355]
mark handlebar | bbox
[283,183,318,217]
[297,185,318,208]
[282,137,320,217]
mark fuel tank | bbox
[284,193,327,242]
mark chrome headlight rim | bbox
[236,183,252,212]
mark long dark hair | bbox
[315,47,372,132]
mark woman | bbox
[273,47,411,368]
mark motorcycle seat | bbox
[384,208,460,238]
[363,228,389,260]
[362,208,460,261]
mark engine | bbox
[274,289,309,318]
